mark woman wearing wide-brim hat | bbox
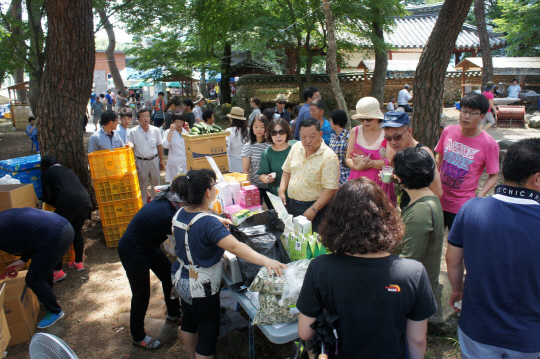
[225,107,250,172]
[345,97,397,205]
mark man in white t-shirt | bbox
[387,97,395,111]
[128,108,165,201]
[507,79,521,99]
[193,94,205,123]
[397,85,413,112]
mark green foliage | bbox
[220,103,232,115]
[493,0,540,56]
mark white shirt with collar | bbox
[128,125,163,159]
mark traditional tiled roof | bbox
[230,52,275,77]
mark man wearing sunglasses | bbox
[435,93,499,231]
[380,111,442,209]
[274,94,291,122]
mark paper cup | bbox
[381,166,394,184]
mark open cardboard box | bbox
[0,283,10,353]
[0,184,39,213]
[2,271,40,346]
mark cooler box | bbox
[182,131,229,172]
[0,155,42,198]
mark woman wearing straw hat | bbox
[225,107,250,172]
[345,97,397,205]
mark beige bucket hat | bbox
[194,94,206,103]
[227,106,246,120]
[275,94,287,102]
[351,97,384,120]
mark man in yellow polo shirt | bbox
[279,117,340,231]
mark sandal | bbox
[133,335,162,349]
[166,315,182,326]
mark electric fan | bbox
[29,333,79,359]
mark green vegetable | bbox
[188,131,198,135]
[191,127,200,134]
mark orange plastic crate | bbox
[93,172,140,203]
[62,245,76,264]
[102,223,129,248]
[0,251,30,272]
[98,195,142,226]
[88,147,137,179]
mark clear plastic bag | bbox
[279,259,310,305]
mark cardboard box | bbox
[186,154,228,173]
[3,271,40,346]
[0,184,39,213]
[0,283,11,353]
[182,132,228,159]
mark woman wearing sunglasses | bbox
[345,97,397,205]
[257,118,298,200]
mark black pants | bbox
[443,210,457,231]
[27,223,74,314]
[287,198,328,233]
[181,293,221,357]
[118,247,181,342]
[259,188,274,210]
[154,116,164,128]
[54,206,91,270]
[398,104,412,113]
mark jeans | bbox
[458,326,538,359]
[287,198,328,232]
[118,247,181,342]
[398,104,412,112]
[26,223,74,314]
[55,206,91,269]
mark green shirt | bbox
[392,195,444,294]
[257,141,298,197]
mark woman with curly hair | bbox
[297,178,437,359]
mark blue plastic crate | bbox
[0,155,42,198]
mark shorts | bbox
[458,326,538,359]
[181,293,221,356]
[443,210,457,231]
[482,112,495,125]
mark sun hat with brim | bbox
[351,97,384,120]
[379,111,410,129]
[275,94,287,102]
[484,81,496,92]
[227,106,246,120]
[194,94,206,103]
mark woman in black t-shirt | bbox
[297,177,437,359]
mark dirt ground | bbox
[1,111,539,358]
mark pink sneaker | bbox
[68,261,84,271]
[53,270,67,283]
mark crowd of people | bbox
[1,85,538,358]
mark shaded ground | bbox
[1,111,539,358]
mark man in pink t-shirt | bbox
[435,92,500,230]
[481,81,497,131]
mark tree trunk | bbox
[220,43,232,105]
[97,8,127,100]
[305,31,313,86]
[26,0,45,115]
[370,21,387,104]
[294,39,304,100]
[322,0,349,127]
[474,0,493,88]
[10,0,28,102]
[199,70,207,98]
[37,0,96,205]
[412,0,474,149]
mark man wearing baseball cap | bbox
[380,111,442,209]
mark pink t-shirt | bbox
[483,91,494,112]
[435,125,499,213]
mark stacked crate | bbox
[88,147,142,248]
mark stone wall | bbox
[235,73,532,112]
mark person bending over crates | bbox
[0,208,75,329]
[128,108,165,201]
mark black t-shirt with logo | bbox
[297,254,436,358]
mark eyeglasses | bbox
[271,129,286,136]
[210,182,217,187]
[277,101,286,105]
[384,128,409,142]
[359,118,376,122]
[460,109,482,117]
